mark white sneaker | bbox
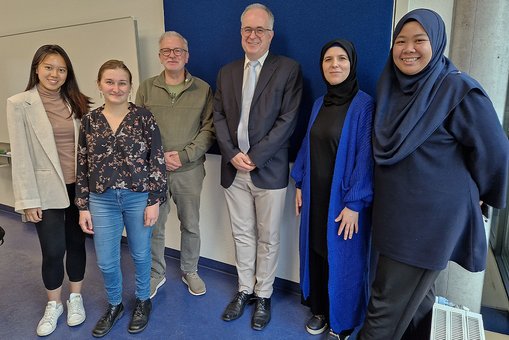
[36,301,63,336]
[67,293,86,326]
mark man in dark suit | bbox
[213,3,303,331]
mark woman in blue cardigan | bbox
[291,39,374,340]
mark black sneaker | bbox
[128,298,152,333]
[92,303,124,338]
[306,314,328,335]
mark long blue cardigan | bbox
[291,91,374,331]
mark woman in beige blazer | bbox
[6,45,92,337]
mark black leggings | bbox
[35,183,86,290]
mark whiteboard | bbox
[0,17,140,143]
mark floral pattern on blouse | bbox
[75,103,167,210]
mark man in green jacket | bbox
[136,31,215,297]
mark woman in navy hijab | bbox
[358,9,509,340]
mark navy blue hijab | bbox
[373,9,476,165]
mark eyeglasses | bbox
[159,48,188,57]
[241,27,272,37]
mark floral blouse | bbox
[75,103,167,210]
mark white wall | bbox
[393,0,455,56]
[0,0,301,283]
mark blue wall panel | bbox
[162,0,393,157]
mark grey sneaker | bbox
[149,276,166,299]
[182,271,206,296]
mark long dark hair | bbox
[26,45,92,119]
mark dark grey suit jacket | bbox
[213,53,303,189]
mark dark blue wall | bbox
[162,0,393,158]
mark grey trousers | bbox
[358,255,440,340]
[151,164,205,277]
[224,171,287,298]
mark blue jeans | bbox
[90,189,152,305]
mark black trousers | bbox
[35,183,86,290]
[358,255,439,340]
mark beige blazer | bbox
[6,87,80,215]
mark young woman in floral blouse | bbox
[75,60,166,337]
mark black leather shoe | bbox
[306,314,328,335]
[128,298,152,333]
[92,303,124,338]
[222,291,254,321]
[251,297,271,330]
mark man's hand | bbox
[165,151,182,171]
[231,152,256,172]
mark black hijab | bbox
[373,9,479,165]
[321,39,359,106]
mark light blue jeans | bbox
[90,189,152,305]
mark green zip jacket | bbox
[136,70,215,172]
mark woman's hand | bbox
[24,208,43,223]
[335,207,359,240]
[295,188,302,216]
[79,210,94,234]
[144,203,160,227]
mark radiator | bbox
[430,297,485,340]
